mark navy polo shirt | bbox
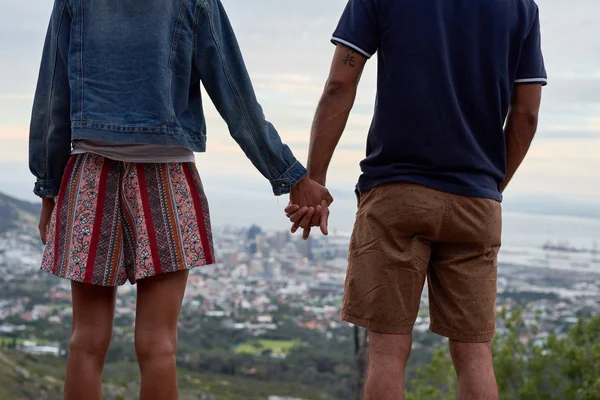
[332,0,547,201]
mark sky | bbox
[0,0,599,228]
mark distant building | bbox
[295,237,314,260]
[309,281,345,297]
[224,252,239,269]
[274,230,291,250]
[20,341,60,357]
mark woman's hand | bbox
[285,199,331,240]
[38,197,55,244]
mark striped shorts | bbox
[41,153,215,286]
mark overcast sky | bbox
[0,0,599,219]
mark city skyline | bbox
[1,214,599,398]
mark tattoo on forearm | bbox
[342,50,356,67]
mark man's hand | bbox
[288,177,333,239]
[38,197,55,245]
[285,199,330,240]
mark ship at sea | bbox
[542,241,600,266]
[498,241,600,272]
[543,241,597,254]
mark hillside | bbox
[0,192,39,233]
[0,350,329,400]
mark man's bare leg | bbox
[450,341,499,400]
[363,332,412,400]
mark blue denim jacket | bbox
[29,0,306,198]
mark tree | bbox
[354,327,369,400]
[406,347,456,400]
[406,311,600,399]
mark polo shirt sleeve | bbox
[331,0,379,59]
[515,7,547,85]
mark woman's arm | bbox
[193,0,306,196]
[29,0,72,198]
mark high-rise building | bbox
[224,252,239,269]
[274,230,291,250]
[296,236,314,260]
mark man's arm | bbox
[501,84,542,191]
[285,45,368,236]
[503,4,546,191]
[307,45,368,185]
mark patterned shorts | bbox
[42,153,215,286]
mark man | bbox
[287,0,546,398]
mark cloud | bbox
[1,0,599,205]
[0,94,33,101]
[544,77,600,107]
[539,129,600,140]
[0,125,28,140]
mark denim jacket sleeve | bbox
[194,0,307,196]
[29,0,72,198]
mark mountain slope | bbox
[0,192,39,233]
[0,350,326,400]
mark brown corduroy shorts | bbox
[342,182,502,343]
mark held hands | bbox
[286,177,333,240]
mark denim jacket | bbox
[29,0,306,198]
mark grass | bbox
[0,350,65,400]
[104,362,331,400]
[234,339,304,356]
[0,337,49,346]
[0,337,27,346]
[0,350,332,400]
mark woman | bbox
[29,0,331,398]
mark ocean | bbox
[204,185,599,251]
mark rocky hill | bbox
[0,350,321,400]
[0,192,39,234]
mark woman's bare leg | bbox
[65,281,117,400]
[135,270,189,400]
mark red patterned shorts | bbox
[42,153,215,286]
